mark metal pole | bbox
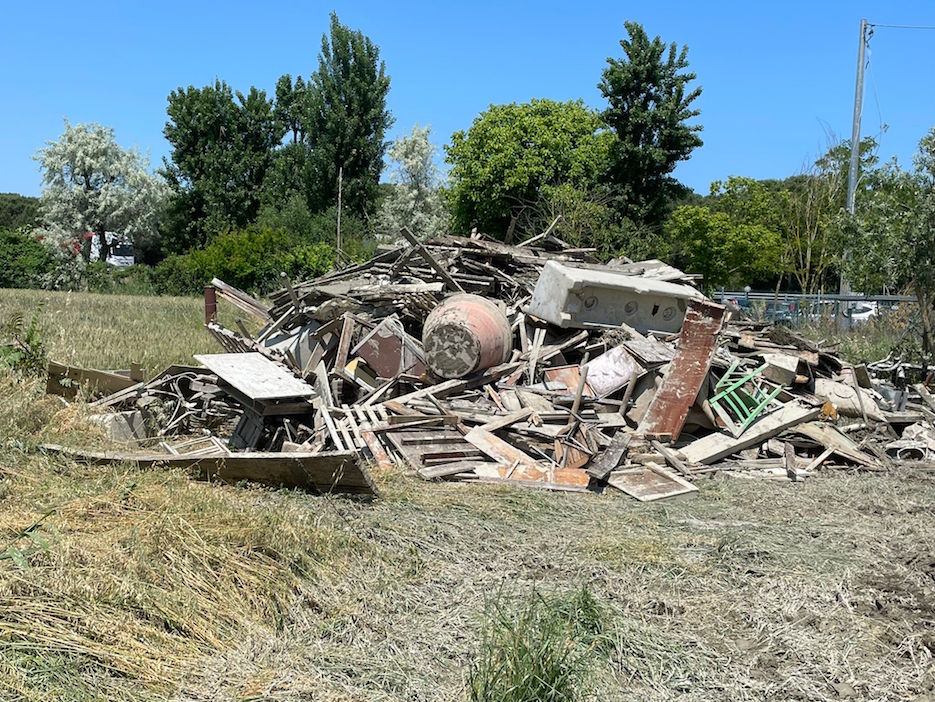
[336,165,343,264]
[841,18,868,299]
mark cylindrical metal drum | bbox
[422,294,512,378]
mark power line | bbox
[869,22,935,30]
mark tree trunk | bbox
[915,282,935,357]
[97,230,111,262]
[80,235,92,262]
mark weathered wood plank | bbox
[639,300,726,442]
[586,430,630,480]
[680,403,821,465]
[40,444,375,494]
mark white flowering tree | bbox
[377,125,448,240]
[36,122,168,261]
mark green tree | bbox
[377,125,449,239]
[600,21,702,230]
[163,80,283,252]
[667,204,782,291]
[0,194,40,230]
[306,13,392,218]
[36,121,167,261]
[262,74,316,207]
[446,99,613,241]
[845,129,935,353]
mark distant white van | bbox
[88,232,135,267]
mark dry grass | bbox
[0,288,254,376]
[0,289,933,700]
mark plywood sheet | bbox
[194,353,315,401]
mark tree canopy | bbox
[446,99,613,241]
[0,193,40,231]
[163,80,282,253]
[599,21,702,230]
[306,12,393,219]
[377,125,448,239]
[36,121,166,261]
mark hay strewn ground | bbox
[0,288,933,701]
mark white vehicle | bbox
[89,232,135,267]
[844,301,878,326]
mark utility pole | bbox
[841,18,869,299]
[336,165,343,264]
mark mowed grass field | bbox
[0,287,933,701]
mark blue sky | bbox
[2,1,935,197]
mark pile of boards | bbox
[43,229,935,500]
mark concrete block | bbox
[88,410,146,443]
[524,261,705,334]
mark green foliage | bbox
[845,128,935,352]
[1,305,46,376]
[154,226,335,296]
[447,99,613,239]
[600,21,702,229]
[0,193,40,230]
[163,80,283,253]
[467,587,604,702]
[667,205,782,291]
[83,262,157,296]
[307,13,393,218]
[0,229,54,288]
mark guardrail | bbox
[712,291,916,304]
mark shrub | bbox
[153,226,337,296]
[84,262,157,295]
[0,229,53,288]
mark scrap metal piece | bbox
[639,300,726,442]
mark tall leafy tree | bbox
[845,129,935,353]
[35,121,167,261]
[163,80,282,252]
[378,125,449,239]
[263,74,316,206]
[446,99,613,241]
[307,13,392,218]
[600,21,702,229]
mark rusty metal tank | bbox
[422,294,512,378]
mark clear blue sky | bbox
[2,0,934,197]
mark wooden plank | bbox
[46,361,138,399]
[389,361,523,405]
[40,444,375,494]
[195,353,314,401]
[623,336,675,365]
[788,421,883,469]
[607,463,698,501]
[639,300,726,442]
[680,403,821,465]
[913,383,935,413]
[586,430,631,479]
[399,226,465,292]
[478,408,534,433]
[463,427,540,471]
[649,439,693,477]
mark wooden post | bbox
[336,165,343,264]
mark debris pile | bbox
[43,228,935,499]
